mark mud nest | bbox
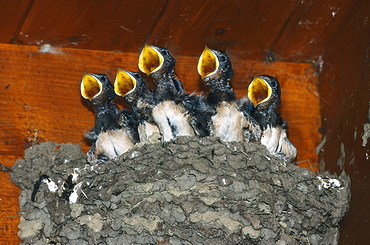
[11,136,350,244]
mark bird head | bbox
[114,68,147,104]
[247,75,281,111]
[138,44,175,80]
[197,47,233,89]
[81,73,116,107]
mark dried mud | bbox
[11,136,350,244]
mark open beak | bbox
[247,76,272,107]
[197,47,219,78]
[114,68,137,97]
[81,73,102,100]
[138,44,164,75]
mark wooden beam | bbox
[272,0,355,62]
[12,0,167,52]
[147,0,300,60]
[0,172,20,244]
[318,0,370,244]
[0,0,32,43]
[4,0,356,64]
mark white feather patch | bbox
[138,121,161,142]
[211,101,246,142]
[95,129,134,159]
[261,125,297,162]
[152,101,195,142]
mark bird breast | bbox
[260,125,297,162]
[95,129,135,159]
[152,101,195,141]
[137,121,161,143]
[211,101,246,142]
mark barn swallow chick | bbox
[180,92,213,137]
[81,73,138,163]
[248,75,297,162]
[237,95,262,142]
[114,68,160,142]
[138,44,195,141]
[197,47,261,142]
[138,44,184,100]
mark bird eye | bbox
[219,55,226,62]
[134,74,140,79]
[270,81,277,87]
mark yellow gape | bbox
[197,47,219,78]
[248,76,272,107]
[114,68,137,97]
[138,44,164,75]
[80,73,102,100]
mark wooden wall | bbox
[0,0,355,62]
[318,0,370,244]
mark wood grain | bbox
[318,0,370,244]
[1,0,359,64]
[6,0,319,62]
[0,0,32,43]
[272,0,355,62]
[0,43,320,243]
[147,0,300,61]
[0,172,21,244]
[13,0,167,52]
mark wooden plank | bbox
[0,172,20,245]
[10,0,304,61]
[3,0,356,63]
[317,0,370,244]
[13,0,167,52]
[147,0,300,61]
[2,0,358,64]
[0,0,33,43]
[0,43,320,243]
[272,0,354,62]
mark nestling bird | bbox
[138,44,185,100]
[247,75,297,162]
[197,47,261,142]
[114,68,160,142]
[138,44,195,141]
[81,73,139,163]
[180,92,213,137]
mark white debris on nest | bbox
[69,182,86,204]
[130,151,139,158]
[316,176,342,191]
[71,168,80,182]
[38,167,87,204]
[43,177,58,192]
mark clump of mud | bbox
[11,136,350,244]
